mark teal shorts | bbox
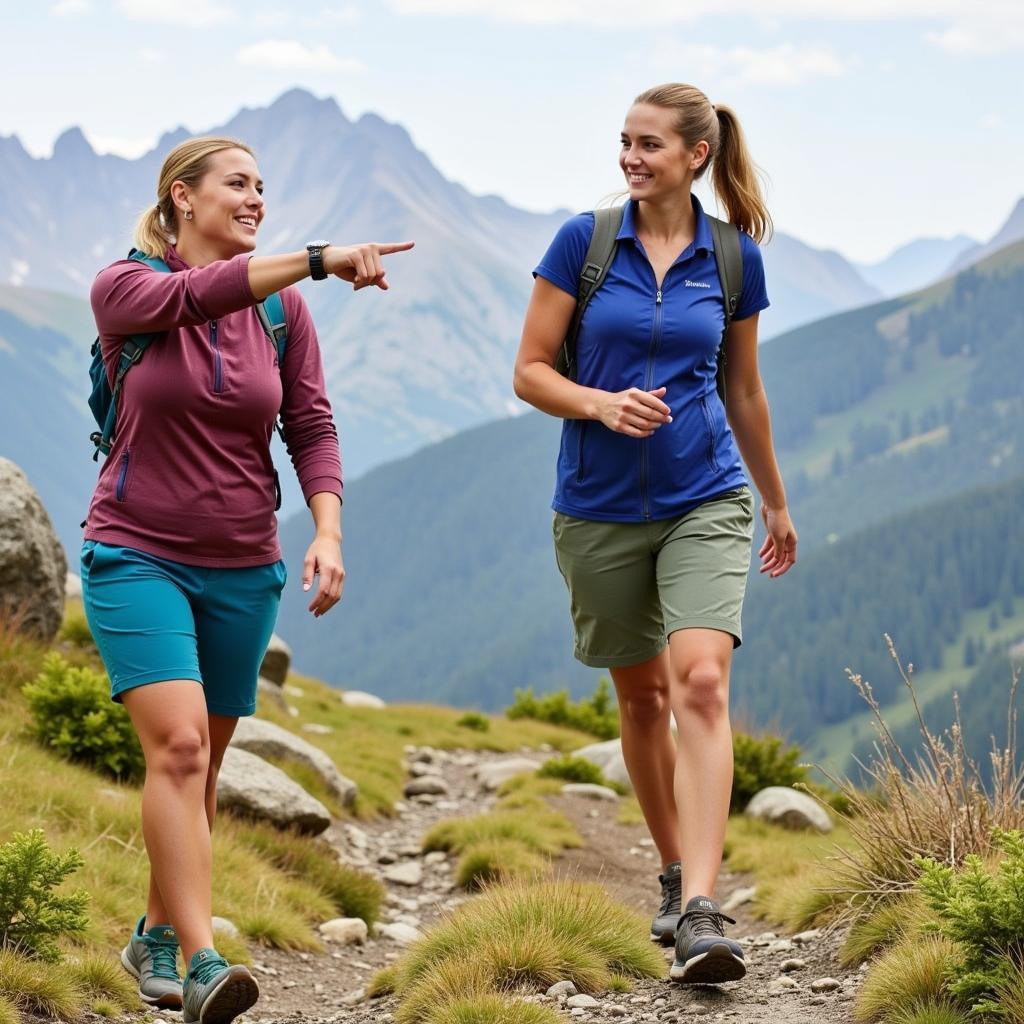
[80,541,287,716]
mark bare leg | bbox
[610,651,681,869]
[122,681,214,964]
[205,714,239,827]
[667,628,735,903]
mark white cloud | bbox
[51,0,92,14]
[652,42,849,87]
[235,40,365,73]
[926,18,1024,55]
[84,132,158,159]
[117,0,234,27]
[139,47,164,63]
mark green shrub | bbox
[0,994,17,1024]
[58,611,95,649]
[455,712,490,733]
[505,679,619,740]
[23,654,145,781]
[917,827,1024,1015]
[537,755,606,786]
[0,829,89,962]
[730,731,807,812]
[454,839,547,890]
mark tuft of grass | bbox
[606,973,633,993]
[841,891,935,967]
[390,878,664,1024]
[455,712,490,733]
[853,934,964,1024]
[884,1003,974,1024]
[0,947,83,1020]
[496,776,564,809]
[212,930,252,967]
[67,951,139,1010]
[616,797,644,826]
[233,909,322,952]
[367,965,398,997]
[537,755,607,786]
[425,993,561,1024]
[454,840,547,890]
[90,998,120,1018]
[994,959,1024,1024]
[0,994,18,1024]
[423,808,581,860]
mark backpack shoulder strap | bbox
[557,206,625,379]
[705,216,744,403]
[255,292,288,366]
[128,248,172,274]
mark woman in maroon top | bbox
[84,135,412,1023]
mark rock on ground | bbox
[474,757,542,791]
[230,715,357,807]
[216,746,331,834]
[745,786,833,833]
[572,739,633,791]
[0,458,67,642]
[341,690,387,709]
[560,783,619,801]
[319,918,368,945]
[260,632,292,685]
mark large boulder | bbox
[0,459,67,642]
[573,739,632,792]
[230,716,357,808]
[259,633,292,685]
[217,747,331,834]
[745,786,833,833]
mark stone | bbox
[345,823,370,849]
[768,977,800,995]
[341,690,387,709]
[408,761,435,777]
[339,988,366,1006]
[810,978,841,993]
[689,1007,709,1017]
[259,632,291,685]
[384,861,423,886]
[403,775,449,797]
[721,886,757,913]
[302,722,334,735]
[566,994,600,1009]
[65,571,82,601]
[792,928,822,944]
[378,850,398,864]
[217,747,330,834]
[745,787,833,833]
[572,738,632,791]
[780,958,807,972]
[607,1006,628,1016]
[283,684,305,698]
[546,981,578,998]
[767,939,796,953]
[560,783,619,801]
[0,459,67,642]
[319,917,368,945]
[474,757,542,791]
[230,715,357,808]
[424,851,447,865]
[256,676,288,711]
[211,916,239,938]
[376,922,423,945]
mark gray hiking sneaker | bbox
[670,895,746,984]
[121,917,183,1008]
[650,860,683,944]
[182,948,259,1024]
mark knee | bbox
[153,729,209,784]
[620,686,670,729]
[674,661,728,722]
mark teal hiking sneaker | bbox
[120,917,183,1008]
[650,861,683,944]
[183,948,259,1024]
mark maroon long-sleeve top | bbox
[84,247,343,567]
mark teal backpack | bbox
[88,249,288,461]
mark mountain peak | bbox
[52,126,94,160]
[267,88,348,123]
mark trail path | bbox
[149,747,862,1024]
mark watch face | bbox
[307,240,331,250]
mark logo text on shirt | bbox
[685,280,711,289]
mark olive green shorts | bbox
[552,487,755,668]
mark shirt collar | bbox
[616,193,715,257]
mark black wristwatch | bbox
[306,240,331,281]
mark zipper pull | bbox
[210,320,218,340]
[656,289,662,305]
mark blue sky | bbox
[4,0,1022,263]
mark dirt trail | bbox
[137,747,860,1024]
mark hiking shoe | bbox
[670,895,746,984]
[120,916,183,1008]
[182,949,259,1024]
[650,860,683,944]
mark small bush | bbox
[607,974,633,993]
[58,612,95,650]
[23,654,144,781]
[367,965,398,997]
[537,755,606,786]
[730,731,807,811]
[455,712,490,733]
[68,951,139,1010]
[454,839,547,890]
[0,947,82,1019]
[0,829,90,962]
[505,679,619,740]
[0,994,17,1024]
[426,993,561,1024]
[422,809,580,860]
[917,827,1024,1015]
[841,891,934,967]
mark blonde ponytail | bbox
[633,84,772,243]
[132,135,256,259]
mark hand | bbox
[302,536,345,617]
[324,241,415,291]
[595,387,672,437]
[758,504,797,578]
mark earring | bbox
[184,209,193,221]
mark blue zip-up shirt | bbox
[534,195,769,523]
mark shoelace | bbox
[146,939,181,981]
[187,953,229,988]
[680,908,736,938]
[658,873,682,917]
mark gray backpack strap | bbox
[706,215,744,403]
[556,206,625,379]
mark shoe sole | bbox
[120,946,184,1009]
[670,943,747,984]
[186,967,260,1024]
[650,928,676,946]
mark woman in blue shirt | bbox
[514,83,797,985]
